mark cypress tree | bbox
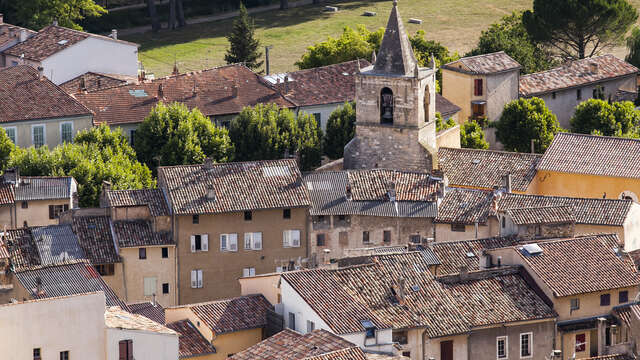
[225,3,264,71]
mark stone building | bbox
[343,1,438,171]
[498,205,575,240]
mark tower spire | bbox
[372,0,417,76]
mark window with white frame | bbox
[307,320,315,333]
[60,122,73,143]
[143,277,157,296]
[190,234,208,252]
[190,269,203,288]
[276,266,286,273]
[220,233,238,252]
[520,332,532,358]
[497,336,507,359]
[242,267,255,277]
[244,232,262,250]
[4,127,16,144]
[283,230,301,248]
[32,125,45,147]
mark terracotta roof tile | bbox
[506,205,575,225]
[103,188,170,217]
[442,51,521,75]
[15,176,74,201]
[128,301,165,324]
[348,169,438,201]
[304,347,367,360]
[537,133,640,179]
[0,182,14,205]
[60,72,133,94]
[436,93,461,118]
[4,228,41,270]
[105,306,176,335]
[179,294,273,334]
[0,66,91,123]
[519,55,638,97]
[75,64,295,126]
[159,159,310,215]
[166,319,216,358]
[112,219,173,248]
[435,188,493,224]
[431,237,521,275]
[0,23,36,49]
[72,215,120,264]
[438,147,541,192]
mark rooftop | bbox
[0,22,36,49]
[105,306,176,335]
[60,72,135,94]
[14,176,75,201]
[112,219,173,248]
[166,319,216,358]
[127,301,165,324]
[441,51,521,75]
[102,188,170,217]
[506,205,575,225]
[71,215,120,264]
[31,224,85,266]
[434,187,493,224]
[519,55,639,96]
[436,93,461,118]
[431,237,521,275]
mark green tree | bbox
[323,102,356,159]
[435,112,456,132]
[8,0,106,30]
[229,103,322,170]
[0,128,15,171]
[495,98,563,153]
[224,2,263,71]
[523,0,638,59]
[626,27,640,69]
[409,30,459,91]
[467,12,556,74]
[570,99,640,137]
[460,120,489,149]
[134,102,234,173]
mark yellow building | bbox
[165,294,273,359]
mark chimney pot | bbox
[111,29,117,40]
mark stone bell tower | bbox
[343,0,438,172]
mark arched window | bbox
[423,85,430,122]
[380,87,394,124]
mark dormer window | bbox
[361,320,376,339]
[380,87,394,124]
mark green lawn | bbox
[123,0,640,77]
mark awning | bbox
[557,314,615,332]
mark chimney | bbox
[387,181,396,202]
[590,62,599,74]
[52,19,58,26]
[284,75,289,93]
[37,66,44,80]
[138,70,146,82]
[479,250,492,269]
[203,157,213,170]
[111,29,118,40]
[19,29,28,42]
[96,78,101,89]
[0,14,3,24]
[157,83,164,99]
[503,173,512,193]
[232,81,238,98]
[206,184,216,201]
[393,277,406,303]
[172,62,179,76]
[345,183,352,201]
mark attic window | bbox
[360,320,376,338]
[57,39,68,45]
[521,243,543,256]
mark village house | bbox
[60,71,135,93]
[0,14,35,55]
[1,24,139,85]
[127,300,166,324]
[165,294,274,359]
[304,169,441,264]
[158,158,310,303]
[0,65,93,148]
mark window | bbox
[161,247,168,258]
[190,269,203,288]
[4,127,16,144]
[283,230,301,248]
[95,263,114,276]
[190,234,209,252]
[21,201,28,209]
[577,89,582,100]
[59,351,69,360]
[129,130,136,145]
[570,298,580,311]
[138,248,146,259]
[220,233,238,251]
[283,208,291,219]
[619,290,629,304]
[316,233,326,247]
[32,125,45,147]
[552,92,557,99]
[143,277,156,296]
[451,223,465,232]
[497,336,507,359]
[307,320,315,333]
[380,87,394,124]
[474,79,483,96]
[33,348,41,360]
[575,333,586,352]
[362,231,370,244]
[601,293,611,306]
[242,267,255,277]
[119,340,133,360]
[383,230,391,243]
[410,234,421,244]
[162,283,169,294]
[471,102,486,118]
[192,214,199,224]
[60,122,73,143]
[393,330,408,345]
[520,333,532,358]
[288,312,296,330]
[48,204,69,219]
[244,232,262,250]
[244,211,252,221]
[361,320,376,339]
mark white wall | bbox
[624,202,640,252]
[298,103,344,131]
[0,292,106,360]
[105,328,178,360]
[42,36,138,85]
[486,70,519,122]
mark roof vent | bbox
[206,184,216,201]
[471,159,481,165]
[521,243,543,256]
[465,251,476,258]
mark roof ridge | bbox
[520,54,627,78]
[505,192,632,203]
[157,157,297,171]
[440,146,543,157]
[556,131,640,143]
[456,50,507,62]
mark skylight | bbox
[57,39,68,45]
[128,89,148,98]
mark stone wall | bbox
[517,222,575,241]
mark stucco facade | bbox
[105,327,179,360]
[17,198,72,227]
[119,245,177,306]
[239,273,281,305]
[0,114,93,149]
[434,222,493,242]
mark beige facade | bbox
[0,114,93,149]
[17,198,71,227]
[119,246,177,306]
[238,273,281,305]
[434,222,493,242]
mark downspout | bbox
[422,328,428,360]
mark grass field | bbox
[123,0,640,77]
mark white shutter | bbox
[243,268,250,277]
[283,231,290,248]
[229,234,238,252]
[244,233,252,250]
[253,232,262,250]
[292,230,301,247]
[249,267,255,276]
[190,235,196,252]
[197,270,203,288]
[191,270,197,288]
[220,234,227,251]
[276,266,283,273]
[202,234,209,252]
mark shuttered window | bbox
[119,340,133,360]
[191,270,203,288]
[474,79,483,96]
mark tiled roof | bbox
[105,306,176,335]
[431,237,520,275]
[159,159,310,215]
[304,347,367,360]
[268,60,369,107]
[166,319,216,358]
[181,294,273,334]
[506,206,575,225]
[537,133,640,179]
[441,51,521,75]
[348,169,438,201]
[436,93,461,118]
[60,72,133,94]
[72,215,120,264]
[112,219,173,248]
[4,228,41,270]
[75,64,294,126]
[517,234,640,297]
[0,23,36,49]
[304,171,437,217]
[31,224,85,265]
[519,55,639,96]
[435,187,493,224]
[438,147,541,192]
[15,176,74,201]
[3,25,137,62]
[128,301,165,324]
[579,355,634,360]
[103,188,170,216]
[230,329,355,360]
[0,66,91,123]
[283,252,553,338]
[15,260,127,308]
[0,182,15,205]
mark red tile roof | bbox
[0,23,36,49]
[112,219,173,248]
[304,347,368,360]
[60,72,134,94]
[75,64,295,126]
[506,205,575,225]
[128,301,165,324]
[436,93,461,118]
[434,187,493,224]
[442,51,521,75]
[166,319,216,358]
[519,55,639,97]
[347,169,439,201]
[71,215,120,264]
[103,188,170,217]
[0,65,91,123]
[431,237,521,275]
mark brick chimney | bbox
[157,83,164,99]
[284,75,289,93]
[78,75,86,92]
[232,81,238,98]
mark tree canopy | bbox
[570,99,640,137]
[495,98,563,153]
[523,0,638,59]
[134,102,234,173]
[4,0,106,30]
[225,2,264,71]
[323,102,356,159]
[460,121,489,149]
[626,26,640,70]
[467,12,556,74]
[229,103,322,171]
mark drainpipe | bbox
[422,328,428,360]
